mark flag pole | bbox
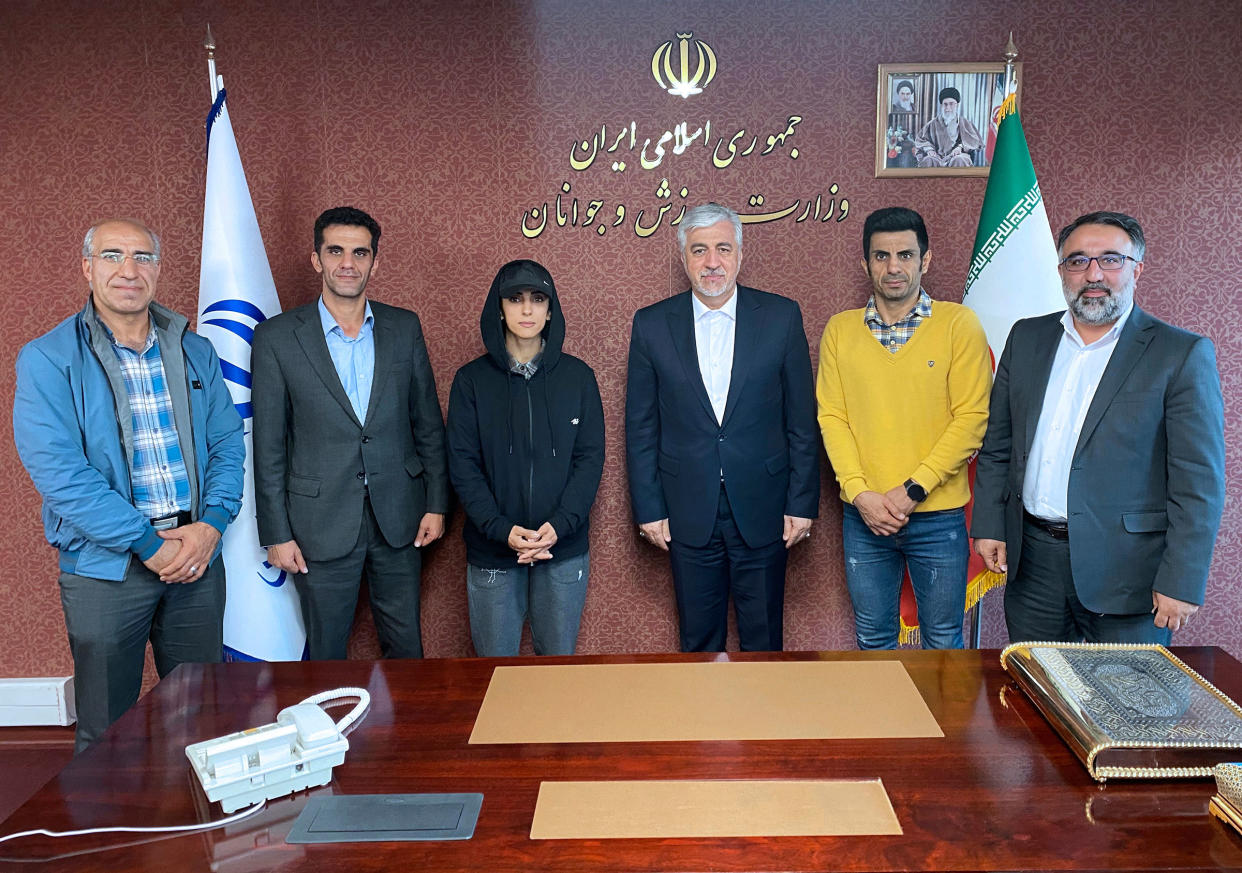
[968,30,1020,650]
[204,24,220,100]
[1003,32,1018,95]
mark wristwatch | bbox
[903,478,927,503]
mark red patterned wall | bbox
[1,0,1238,675]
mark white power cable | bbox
[0,798,266,845]
[1,684,373,849]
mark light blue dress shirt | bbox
[318,297,376,423]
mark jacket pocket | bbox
[658,452,679,477]
[287,474,321,497]
[764,452,788,476]
[1122,510,1168,533]
[405,456,425,478]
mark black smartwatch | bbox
[903,478,927,503]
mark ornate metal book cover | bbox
[1000,643,1242,781]
[1211,763,1242,836]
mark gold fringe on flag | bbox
[996,91,1018,124]
[897,568,1007,647]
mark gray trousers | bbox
[59,558,225,753]
[1004,518,1172,645]
[293,497,424,661]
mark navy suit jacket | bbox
[625,286,820,549]
[971,306,1225,613]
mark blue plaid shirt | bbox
[865,288,933,353]
[110,328,192,518]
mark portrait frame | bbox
[875,62,1022,178]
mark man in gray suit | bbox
[252,206,448,659]
[971,211,1225,644]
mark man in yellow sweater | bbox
[817,207,992,648]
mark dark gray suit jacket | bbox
[971,306,1225,613]
[624,286,820,549]
[251,300,448,562]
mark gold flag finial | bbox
[203,25,220,99]
[1003,31,1018,64]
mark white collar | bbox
[691,287,739,322]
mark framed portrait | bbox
[875,62,1021,177]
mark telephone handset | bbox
[186,688,370,813]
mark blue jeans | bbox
[841,504,969,650]
[467,552,589,656]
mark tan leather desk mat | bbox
[530,779,902,838]
[470,660,942,744]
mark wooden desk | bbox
[3,649,1241,872]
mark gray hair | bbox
[82,220,162,261]
[676,202,742,251]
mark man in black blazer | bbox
[972,211,1224,644]
[625,203,819,651]
[252,207,448,659]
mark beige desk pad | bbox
[530,779,902,838]
[470,660,942,744]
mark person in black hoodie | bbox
[447,260,605,656]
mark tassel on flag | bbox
[899,43,1064,645]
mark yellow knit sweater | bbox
[816,300,992,511]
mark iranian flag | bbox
[898,90,1064,645]
[962,93,1064,361]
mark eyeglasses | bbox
[91,251,159,267]
[1058,254,1140,273]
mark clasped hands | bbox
[853,487,917,536]
[142,522,221,584]
[509,522,557,564]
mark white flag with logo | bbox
[197,87,305,661]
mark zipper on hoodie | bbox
[525,378,535,519]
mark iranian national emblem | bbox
[652,31,717,98]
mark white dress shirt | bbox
[1023,304,1133,521]
[692,290,738,424]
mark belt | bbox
[150,510,192,531]
[1023,510,1068,540]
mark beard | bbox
[692,273,734,298]
[1063,274,1135,325]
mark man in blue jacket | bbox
[14,219,244,751]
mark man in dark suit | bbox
[625,202,819,652]
[252,206,448,659]
[971,211,1224,644]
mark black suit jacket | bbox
[971,307,1225,612]
[251,300,449,562]
[625,286,820,548]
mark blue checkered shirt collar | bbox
[864,288,933,353]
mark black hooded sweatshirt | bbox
[446,260,605,568]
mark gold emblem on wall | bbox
[652,32,717,98]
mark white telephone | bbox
[186,688,370,813]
